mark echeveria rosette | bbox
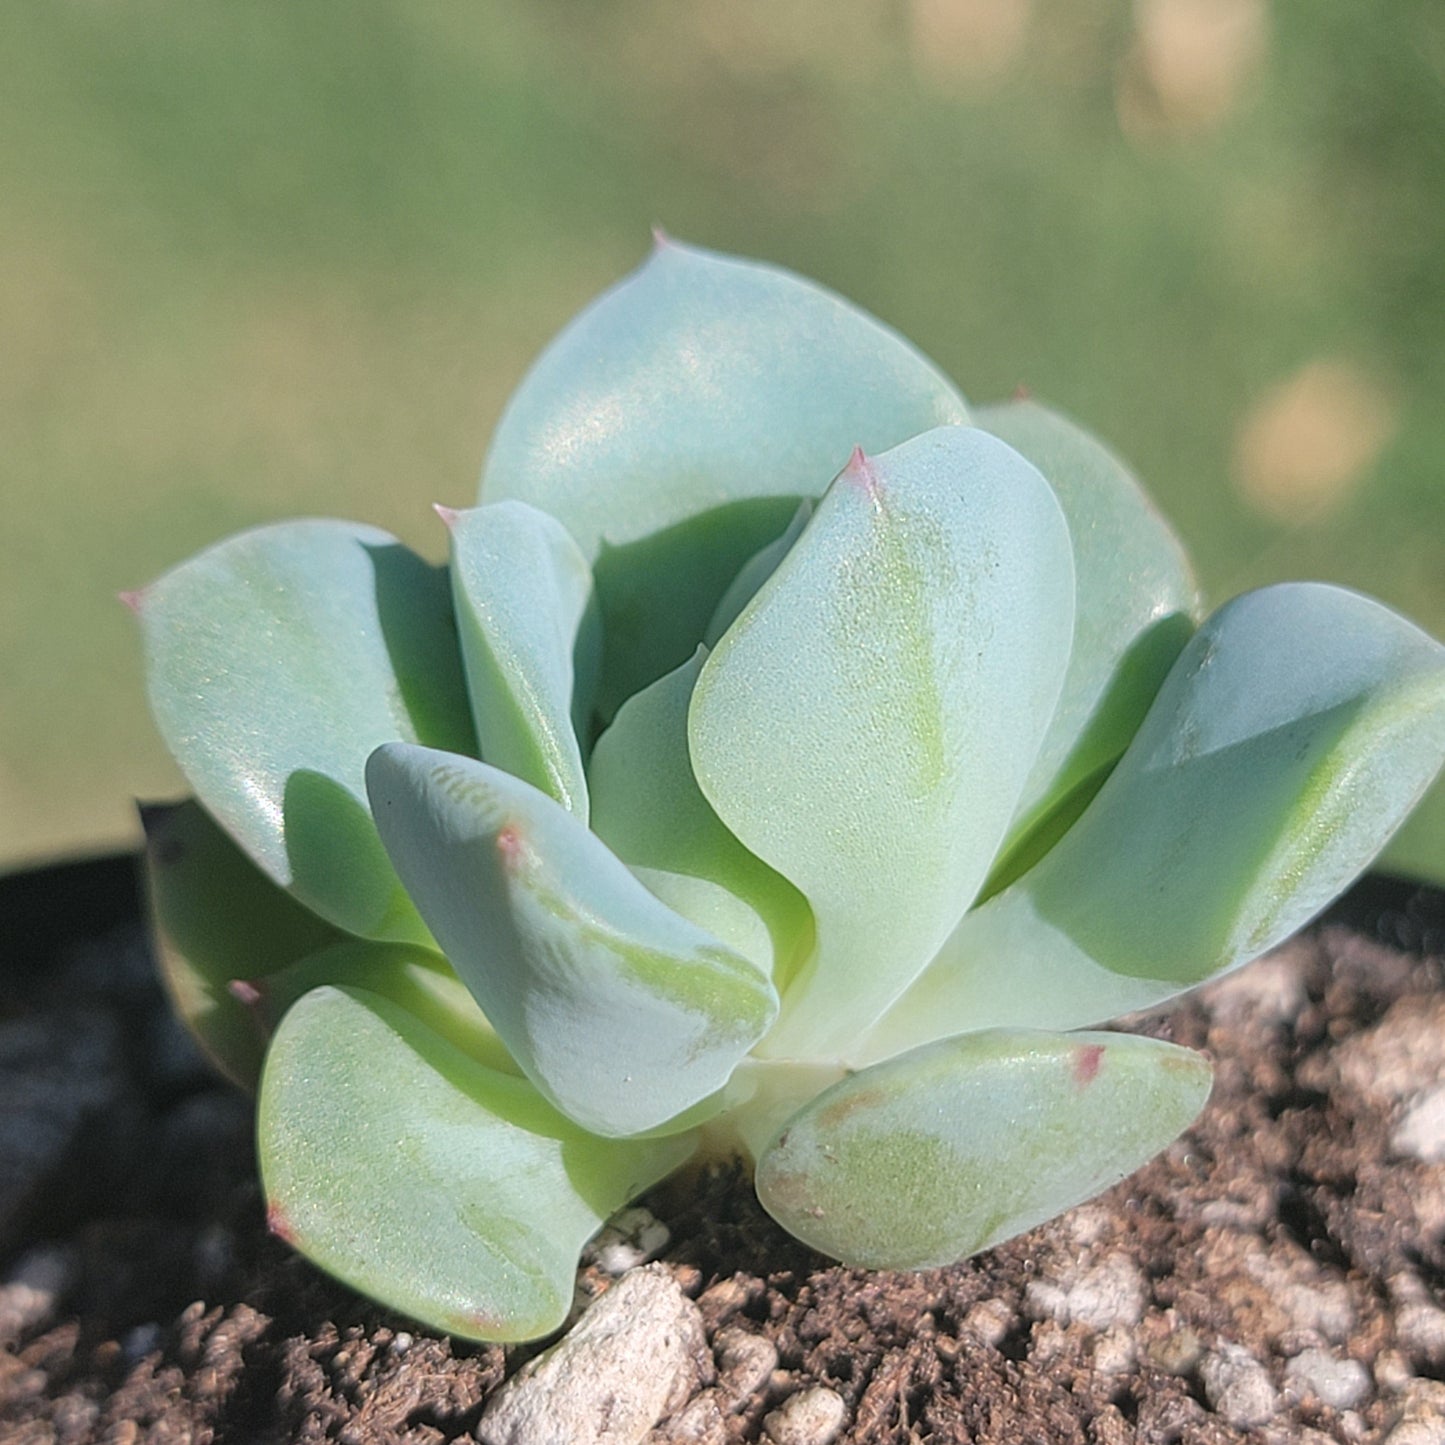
[131,237,1445,1343]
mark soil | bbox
[2,855,1444,1444]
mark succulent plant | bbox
[131,238,1445,1343]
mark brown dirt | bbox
[2,859,1444,1444]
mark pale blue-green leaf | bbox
[481,238,971,712]
[974,401,1199,894]
[860,583,1445,1062]
[589,649,813,981]
[756,1028,1211,1269]
[366,743,778,1136]
[259,985,694,1342]
[250,939,519,1078]
[136,521,476,942]
[141,799,343,1088]
[689,428,1075,1056]
[445,501,599,819]
[704,501,814,648]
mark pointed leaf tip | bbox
[432,503,460,529]
[651,223,674,250]
[118,588,145,615]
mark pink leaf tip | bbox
[266,1201,295,1243]
[432,503,460,529]
[1012,382,1033,402]
[1073,1043,1104,1087]
[117,588,146,615]
[841,445,883,505]
[651,224,675,252]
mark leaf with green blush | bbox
[259,985,695,1342]
[860,583,1445,1063]
[704,500,814,649]
[589,649,813,982]
[366,743,778,1137]
[689,427,1075,1057]
[444,500,600,819]
[134,521,476,942]
[973,401,1200,894]
[481,238,970,713]
[141,799,344,1088]
[756,1028,1211,1270]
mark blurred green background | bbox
[3,0,1443,876]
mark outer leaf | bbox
[480,238,971,712]
[689,429,1075,1056]
[135,521,476,942]
[756,1029,1211,1269]
[589,649,813,980]
[366,743,779,1136]
[141,799,343,1088]
[704,500,814,648]
[975,401,1200,890]
[259,985,694,1341]
[861,583,1445,1062]
[445,500,600,820]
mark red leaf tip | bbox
[117,588,146,615]
[495,822,525,868]
[841,445,883,505]
[266,1201,295,1244]
[1073,1044,1104,1087]
[1012,382,1033,402]
[432,503,460,529]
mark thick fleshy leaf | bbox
[689,429,1075,1056]
[704,501,814,648]
[135,521,476,942]
[974,401,1199,892]
[259,985,694,1341]
[366,743,779,1136]
[445,501,599,819]
[860,583,1445,1062]
[480,238,971,712]
[248,939,519,1078]
[141,799,343,1088]
[589,650,813,980]
[756,1028,1211,1269]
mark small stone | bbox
[0,1244,75,1346]
[962,1297,1013,1347]
[1091,1326,1137,1375]
[1283,1348,1373,1410]
[389,1331,413,1356]
[1200,1343,1281,1429]
[1394,1085,1445,1163]
[121,1322,163,1366]
[647,1390,726,1444]
[1384,1382,1445,1445]
[478,1266,711,1445]
[1398,1302,1445,1365]
[714,1326,778,1406]
[590,1207,673,1277]
[763,1385,847,1445]
[1377,1350,1415,1394]
[1025,1254,1146,1332]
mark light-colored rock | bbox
[0,1244,74,1347]
[1200,1343,1280,1429]
[962,1297,1013,1347]
[714,1325,778,1406]
[1091,1326,1137,1375]
[647,1390,726,1445]
[1283,1348,1372,1410]
[1025,1254,1146,1332]
[1394,1085,1445,1163]
[1329,996,1445,1104]
[1398,1302,1445,1366]
[478,1266,711,1445]
[1385,1380,1445,1445]
[763,1385,847,1445]
[589,1207,673,1277]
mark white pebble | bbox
[478,1266,709,1445]
[1394,1085,1445,1163]
[1284,1348,1373,1410]
[1201,1343,1280,1429]
[763,1385,847,1445]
